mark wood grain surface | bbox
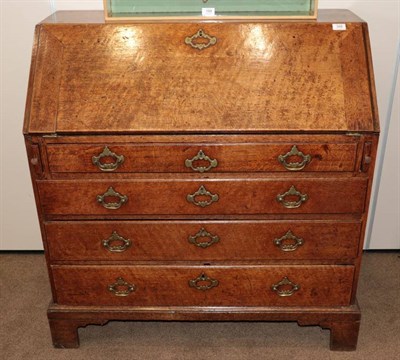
[46,141,358,173]
[45,220,361,261]
[37,178,368,216]
[27,22,375,133]
[23,10,380,350]
[51,264,355,306]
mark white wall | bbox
[0,0,399,250]
[369,63,400,249]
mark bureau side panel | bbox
[28,28,63,134]
[24,137,58,301]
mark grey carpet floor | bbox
[1,252,399,360]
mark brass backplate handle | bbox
[97,187,128,210]
[92,146,124,172]
[278,145,311,171]
[188,228,220,248]
[102,231,132,253]
[185,150,218,173]
[276,185,308,209]
[274,230,304,252]
[271,277,300,297]
[187,185,219,207]
[185,29,217,50]
[108,277,136,297]
[189,272,219,291]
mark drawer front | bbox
[37,178,367,216]
[46,142,358,173]
[45,220,361,261]
[51,265,355,307]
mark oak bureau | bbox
[24,10,379,350]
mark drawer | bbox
[51,265,355,307]
[46,142,358,174]
[45,220,361,261]
[37,178,368,216]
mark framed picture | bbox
[103,0,318,22]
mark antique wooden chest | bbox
[24,10,379,350]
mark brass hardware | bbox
[92,146,124,172]
[185,29,217,50]
[28,144,43,177]
[189,272,219,291]
[346,132,363,137]
[277,185,308,209]
[108,277,136,297]
[185,150,218,173]
[271,277,300,297]
[278,145,311,171]
[187,185,219,207]
[361,141,373,173]
[96,187,128,210]
[274,230,304,252]
[189,228,220,248]
[102,231,132,253]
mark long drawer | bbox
[45,220,361,261]
[51,265,355,307]
[37,178,368,216]
[46,142,358,173]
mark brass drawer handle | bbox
[277,185,308,209]
[189,228,220,248]
[185,150,218,173]
[185,29,217,50]
[278,145,311,171]
[96,187,128,210]
[102,231,132,253]
[108,277,136,297]
[92,146,124,172]
[271,277,300,297]
[274,230,304,252]
[187,185,219,208]
[189,272,219,291]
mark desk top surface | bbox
[25,11,378,135]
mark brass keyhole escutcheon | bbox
[188,228,220,248]
[187,185,219,207]
[102,231,132,253]
[278,145,311,171]
[185,150,218,173]
[276,185,308,209]
[96,187,128,210]
[274,230,304,252]
[271,277,300,297]
[185,29,217,50]
[92,146,124,172]
[108,277,136,297]
[189,272,219,291]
